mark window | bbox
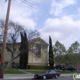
[36,44,41,56]
[51,70,56,73]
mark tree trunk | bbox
[6,58,13,70]
[0,63,4,78]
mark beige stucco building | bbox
[0,37,49,66]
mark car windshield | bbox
[51,70,56,73]
[42,70,50,74]
[42,70,56,74]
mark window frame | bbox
[36,44,41,56]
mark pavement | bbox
[4,73,34,80]
[0,73,74,80]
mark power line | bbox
[11,0,80,35]
[15,0,54,18]
[12,0,33,29]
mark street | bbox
[20,76,74,80]
[2,74,78,80]
[1,75,80,80]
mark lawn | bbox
[26,70,44,74]
[58,70,76,74]
[26,70,78,74]
[4,68,80,74]
[4,68,26,74]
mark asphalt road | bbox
[1,75,80,80]
[19,76,74,80]
[0,74,80,80]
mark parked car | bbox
[61,67,67,71]
[54,65,61,69]
[55,64,65,70]
[34,70,60,79]
[67,67,76,71]
[61,66,76,71]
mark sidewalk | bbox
[61,74,73,77]
[0,73,73,80]
[0,73,34,80]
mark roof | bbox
[29,37,49,46]
[0,37,49,46]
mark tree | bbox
[0,20,25,69]
[0,19,40,69]
[66,41,80,66]
[49,36,54,68]
[7,21,25,67]
[53,41,66,65]
[0,20,5,42]
[27,29,40,40]
[68,41,80,54]
[64,53,79,66]
[19,32,28,69]
[53,41,66,56]
[55,55,65,65]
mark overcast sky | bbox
[1,0,80,49]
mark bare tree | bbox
[6,21,24,69]
[0,19,40,69]
[0,20,5,42]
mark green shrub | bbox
[28,65,54,70]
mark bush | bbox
[28,65,54,70]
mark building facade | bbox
[0,37,49,66]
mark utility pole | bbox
[0,0,11,78]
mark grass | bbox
[4,67,80,74]
[58,70,76,74]
[26,70,79,74]
[4,68,26,74]
[26,70,44,74]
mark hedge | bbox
[28,65,54,70]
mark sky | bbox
[1,0,80,49]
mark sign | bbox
[73,73,80,80]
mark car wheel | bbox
[34,75,38,79]
[55,75,58,79]
[43,76,46,80]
